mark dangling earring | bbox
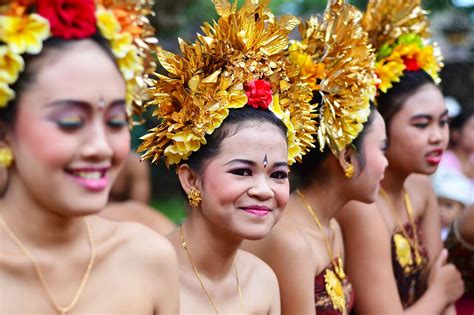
[344,164,354,179]
[187,187,201,207]
[0,147,13,168]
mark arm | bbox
[336,201,450,315]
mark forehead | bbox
[214,122,288,162]
[20,40,125,104]
[400,84,445,117]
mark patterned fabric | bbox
[391,219,429,308]
[314,257,355,315]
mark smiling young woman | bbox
[137,1,317,313]
[335,0,464,314]
[0,1,179,314]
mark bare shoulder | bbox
[90,216,177,267]
[336,200,385,232]
[237,249,279,290]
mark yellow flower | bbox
[324,269,346,314]
[0,14,50,54]
[394,233,413,273]
[110,32,134,58]
[269,94,297,164]
[0,82,15,108]
[376,58,405,93]
[164,131,204,164]
[117,45,143,81]
[96,7,121,40]
[289,44,325,91]
[0,46,24,84]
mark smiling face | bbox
[7,39,130,216]
[385,83,449,175]
[195,121,290,240]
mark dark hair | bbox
[450,107,474,131]
[0,33,116,131]
[185,106,288,174]
[291,104,378,188]
[377,70,436,133]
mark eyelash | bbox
[57,117,84,130]
[108,117,128,129]
[229,168,289,179]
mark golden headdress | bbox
[138,0,316,166]
[289,0,377,155]
[0,0,158,122]
[362,0,443,93]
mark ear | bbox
[177,164,202,195]
[337,145,359,175]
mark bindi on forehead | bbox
[263,154,268,168]
[98,96,106,110]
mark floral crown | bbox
[0,0,158,123]
[362,0,443,94]
[288,0,377,156]
[138,0,317,166]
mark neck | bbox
[180,212,240,280]
[297,181,349,228]
[381,165,409,196]
[0,180,87,250]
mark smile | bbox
[240,206,272,217]
[65,168,109,192]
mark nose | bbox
[81,121,113,161]
[248,174,274,200]
[429,125,443,145]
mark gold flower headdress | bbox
[0,0,158,123]
[289,0,377,155]
[138,0,316,166]
[362,0,443,93]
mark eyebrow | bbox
[224,159,288,168]
[45,99,126,110]
[410,109,449,121]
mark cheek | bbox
[273,182,290,209]
[109,130,131,163]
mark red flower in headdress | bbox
[403,57,421,71]
[244,80,273,110]
[38,0,97,39]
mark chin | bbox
[238,224,274,241]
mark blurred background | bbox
[139,0,474,223]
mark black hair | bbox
[0,33,116,131]
[291,103,378,188]
[186,106,288,174]
[450,106,474,131]
[377,70,436,134]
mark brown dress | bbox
[314,257,355,315]
[391,219,429,308]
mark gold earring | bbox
[187,187,201,207]
[344,164,354,179]
[0,147,13,168]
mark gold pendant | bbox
[334,257,346,280]
[324,269,347,315]
[394,233,413,273]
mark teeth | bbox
[74,171,102,180]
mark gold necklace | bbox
[0,213,95,315]
[379,188,422,266]
[179,225,244,315]
[296,190,347,315]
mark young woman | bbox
[336,1,464,313]
[243,1,386,314]
[137,1,317,313]
[0,1,179,314]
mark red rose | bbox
[244,80,273,110]
[38,0,97,39]
[403,57,420,71]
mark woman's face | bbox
[352,111,388,203]
[197,121,290,240]
[385,84,449,175]
[8,40,130,215]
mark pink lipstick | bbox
[66,168,109,192]
[241,206,271,217]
